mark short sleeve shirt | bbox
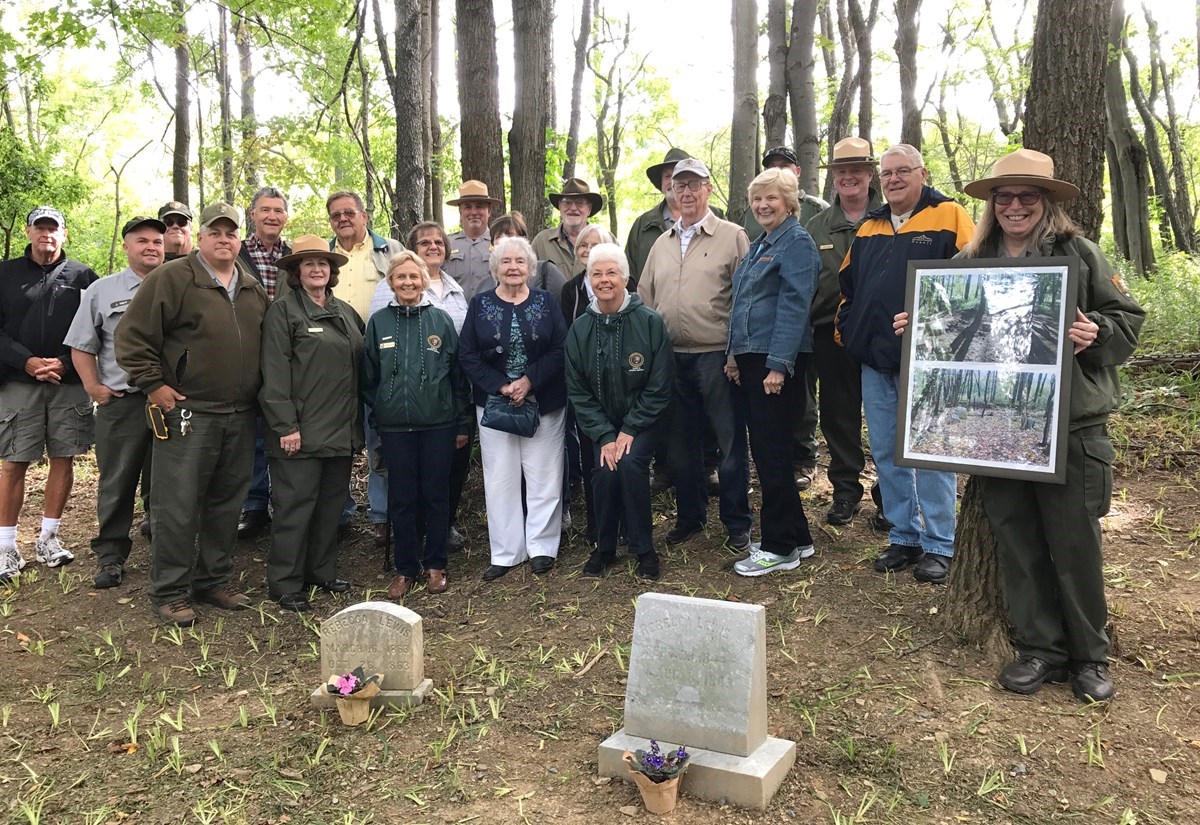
[63,268,143,392]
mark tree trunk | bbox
[823,0,860,200]
[1023,0,1113,241]
[510,0,553,232]
[847,0,878,146]
[456,0,506,213]
[1104,0,1154,275]
[421,0,434,220]
[764,0,789,149]
[217,2,235,204]
[979,0,1031,137]
[729,0,760,227]
[172,0,190,203]
[392,0,426,236]
[590,14,644,237]
[564,0,592,180]
[361,1,376,217]
[430,0,443,226]
[1145,5,1196,252]
[787,0,820,195]
[894,0,922,148]
[234,17,258,191]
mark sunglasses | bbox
[163,216,190,228]
[992,191,1044,206]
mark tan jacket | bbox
[636,211,749,353]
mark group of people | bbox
[0,137,1142,703]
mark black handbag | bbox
[481,393,540,437]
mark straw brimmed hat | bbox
[963,148,1080,203]
[446,180,502,208]
[820,137,878,169]
[277,234,349,269]
[548,178,604,214]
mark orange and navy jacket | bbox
[834,186,974,372]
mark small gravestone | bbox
[309,601,432,709]
[597,593,795,809]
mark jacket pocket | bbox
[1080,435,1114,519]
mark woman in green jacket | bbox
[361,251,471,599]
[260,236,365,612]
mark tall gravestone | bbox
[309,601,433,709]
[597,593,796,809]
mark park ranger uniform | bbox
[442,228,494,299]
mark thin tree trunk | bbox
[421,0,434,220]
[564,0,592,180]
[430,0,443,226]
[764,0,789,149]
[511,0,553,231]
[172,0,190,203]
[729,0,759,227]
[217,3,235,204]
[1124,41,1187,250]
[456,0,506,213]
[787,0,820,195]
[360,1,376,217]
[847,0,879,145]
[895,0,922,148]
[392,0,425,235]
[1024,0,1114,241]
[1145,5,1195,251]
[824,0,860,200]
[234,17,258,191]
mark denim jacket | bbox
[726,215,819,375]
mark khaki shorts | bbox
[0,381,95,462]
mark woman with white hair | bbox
[459,236,569,580]
[564,243,674,579]
[560,223,618,323]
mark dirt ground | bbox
[1,420,1198,825]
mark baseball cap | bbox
[671,157,711,179]
[27,206,65,228]
[121,216,167,237]
[762,146,799,168]
[198,202,242,229]
[158,201,194,221]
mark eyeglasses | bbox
[559,197,590,208]
[162,217,190,228]
[992,191,1044,206]
[879,166,922,181]
[670,179,708,193]
[416,239,445,248]
[328,210,360,221]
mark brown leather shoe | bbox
[374,523,389,547]
[426,569,448,594]
[195,585,251,611]
[386,574,412,599]
[155,597,197,627]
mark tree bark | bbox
[1023,0,1114,241]
[234,17,258,191]
[564,0,592,180]
[361,1,377,217]
[172,0,190,204]
[824,0,860,200]
[847,0,879,146]
[1145,5,1195,252]
[430,0,443,226]
[590,13,645,237]
[730,0,760,227]
[456,0,506,213]
[894,0,922,148]
[217,2,235,204]
[1104,0,1154,274]
[764,0,789,149]
[979,0,1031,137]
[392,0,426,236]
[421,0,434,220]
[510,0,553,232]
[787,0,820,195]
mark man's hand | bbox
[280,431,301,455]
[85,383,122,405]
[724,364,740,385]
[147,385,187,412]
[893,311,909,335]
[24,357,63,384]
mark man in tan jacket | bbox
[637,158,752,552]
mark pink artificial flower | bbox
[336,673,359,695]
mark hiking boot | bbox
[195,585,251,611]
[826,499,862,525]
[35,533,74,567]
[997,655,1068,695]
[665,520,703,545]
[913,553,951,584]
[634,549,661,581]
[155,597,196,627]
[724,530,751,553]
[873,543,923,572]
[581,549,615,578]
[1070,662,1115,703]
[732,543,811,577]
[0,545,26,582]
[93,563,124,589]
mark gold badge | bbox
[427,334,442,352]
[628,352,645,371]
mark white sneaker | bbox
[0,545,26,580]
[35,533,74,567]
[732,542,813,577]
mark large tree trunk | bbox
[234,17,258,191]
[392,0,426,236]
[787,0,820,195]
[172,0,190,203]
[217,2,235,204]
[456,0,506,214]
[894,0,922,148]
[429,0,443,226]
[564,0,592,180]
[940,482,1014,659]
[729,0,760,227]
[1023,0,1113,241]
[510,0,553,232]
[1104,0,1154,275]
[764,0,789,149]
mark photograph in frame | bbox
[896,257,1079,483]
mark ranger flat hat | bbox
[548,177,604,214]
[963,148,1080,203]
[645,147,693,189]
[121,215,166,236]
[27,206,65,228]
[446,179,502,207]
[820,137,878,168]
[198,202,242,229]
[276,234,349,269]
[158,201,194,221]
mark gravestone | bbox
[309,601,433,709]
[597,593,795,809]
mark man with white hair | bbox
[835,143,974,584]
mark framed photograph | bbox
[896,257,1079,483]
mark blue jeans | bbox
[667,351,752,533]
[241,417,271,512]
[861,366,956,557]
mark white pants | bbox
[477,405,565,566]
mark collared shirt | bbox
[243,234,290,299]
[197,253,239,302]
[369,272,469,333]
[335,236,378,319]
[64,268,143,392]
[675,209,714,259]
[443,229,493,299]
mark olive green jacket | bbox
[805,189,883,327]
[259,289,365,459]
[624,201,726,286]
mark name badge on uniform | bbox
[110,299,131,308]
[819,244,834,251]
[308,327,324,333]
[450,248,464,259]
[758,256,774,263]
[379,336,395,350]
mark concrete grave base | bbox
[598,729,796,810]
[309,678,433,710]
